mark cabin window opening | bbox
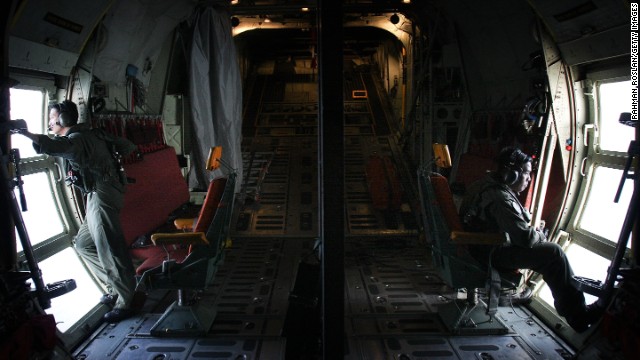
[13,170,64,253]
[537,244,608,308]
[536,77,633,317]
[9,88,45,159]
[38,247,102,333]
[597,80,634,153]
[578,166,633,247]
[9,88,66,251]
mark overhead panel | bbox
[9,0,114,74]
[529,0,629,65]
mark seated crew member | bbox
[17,100,143,323]
[459,146,602,332]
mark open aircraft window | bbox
[9,88,45,158]
[37,248,102,333]
[538,244,609,306]
[597,80,635,153]
[536,77,633,320]
[576,79,635,247]
[9,88,66,252]
[8,87,88,334]
[578,166,633,246]
[13,172,64,252]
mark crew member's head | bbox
[496,146,533,194]
[48,100,78,136]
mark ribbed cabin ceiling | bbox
[7,0,630,104]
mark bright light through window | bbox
[537,244,608,308]
[598,80,635,153]
[39,247,102,333]
[9,88,45,158]
[14,172,65,252]
[579,166,632,245]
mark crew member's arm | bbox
[489,196,546,248]
[18,130,76,159]
[17,130,42,145]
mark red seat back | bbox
[429,174,463,232]
[120,147,190,247]
[194,178,228,234]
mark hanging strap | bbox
[486,247,501,318]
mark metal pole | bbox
[1,152,50,309]
[317,1,344,358]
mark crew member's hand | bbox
[9,119,28,134]
[11,123,41,144]
[536,220,549,239]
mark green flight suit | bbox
[34,124,137,310]
[460,173,588,321]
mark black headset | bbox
[498,148,529,185]
[57,100,78,127]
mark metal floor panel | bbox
[235,131,417,238]
[73,237,304,359]
[234,136,319,237]
[76,326,286,360]
[342,235,575,360]
[347,332,572,360]
[74,234,576,359]
[209,237,298,320]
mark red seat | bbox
[419,170,521,334]
[136,173,236,337]
[119,147,191,274]
[365,154,403,211]
[430,175,464,232]
[134,177,228,275]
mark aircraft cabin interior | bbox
[0,0,638,359]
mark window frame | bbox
[530,74,634,339]
[567,77,634,260]
[10,87,80,265]
[9,86,98,340]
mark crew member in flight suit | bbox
[17,100,141,323]
[459,146,603,333]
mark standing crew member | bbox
[17,100,142,323]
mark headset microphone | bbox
[48,122,61,131]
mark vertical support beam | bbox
[1,0,18,272]
[317,1,344,358]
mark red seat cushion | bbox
[130,246,189,275]
[131,177,228,275]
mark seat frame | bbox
[418,167,521,335]
[136,172,237,337]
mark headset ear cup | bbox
[500,148,523,185]
[499,166,518,185]
[58,110,77,127]
[504,168,520,185]
[57,100,78,127]
[59,111,68,127]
